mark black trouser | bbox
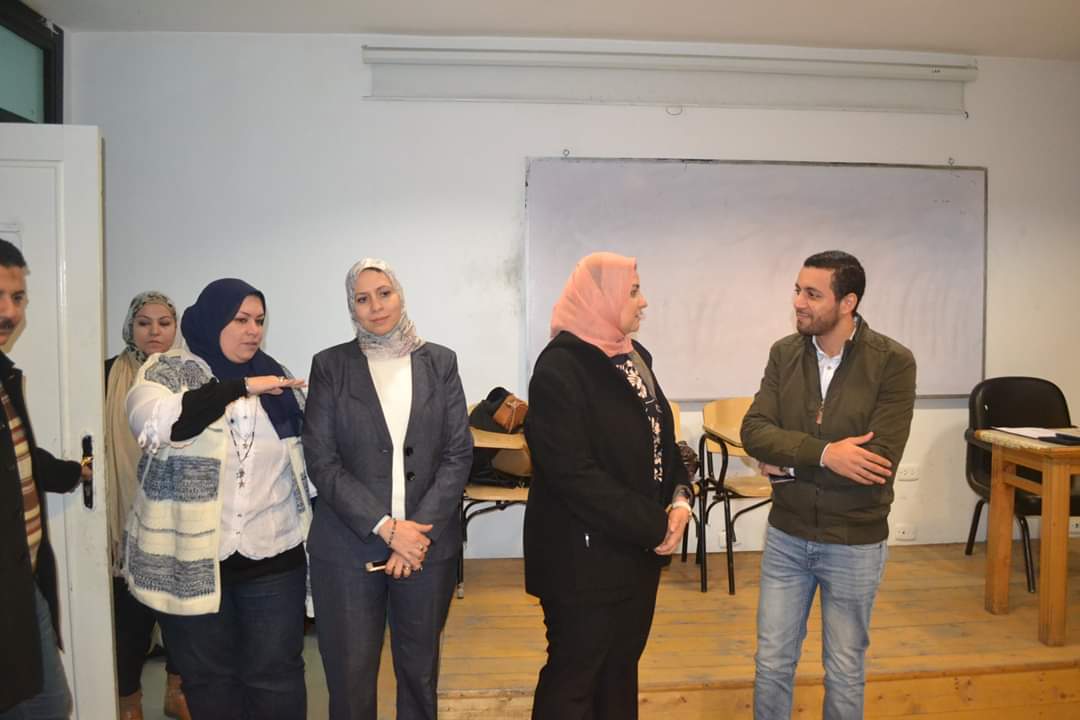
[113,576,177,696]
[532,564,661,720]
[311,556,457,720]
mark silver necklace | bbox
[227,403,257,488]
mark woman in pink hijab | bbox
[523,252,692,720]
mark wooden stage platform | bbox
[426,541,1080,719]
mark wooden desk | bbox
[978,429,1080,645]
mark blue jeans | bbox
[0,586,72,720]
[754,524,887,720]
[157,564,306,720]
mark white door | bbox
[0,124,114,718]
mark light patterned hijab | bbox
[345,258,425,360]
[106,290,178,573]
[550,252,638,357]
[122,291,178,362]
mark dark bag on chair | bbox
[676,440,700,479]
[469,386,528,433]
[469,387,530,487]
[469,459,527,488]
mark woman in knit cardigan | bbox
[124,278,312,720]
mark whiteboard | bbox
[525,159,986,398]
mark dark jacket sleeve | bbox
[741,341,829,467]
[859,348,917,467]
[302,353,389,540]
[526,353,668,550]
[409,352,473,546]
[170,379,247,442]
[32,448,81,494]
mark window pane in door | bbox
[0,24,45,122]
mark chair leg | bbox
[723,491,736,595]
[697,477,710,592]
[680,517,689,563]
[698,509,708,593]
[965,499,986,556]
[456,500,466,599]
[1017,515,1036,594]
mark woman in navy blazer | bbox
[302,258,473,720]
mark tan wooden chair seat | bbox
[463,483,529,503]
[725,474,773,499]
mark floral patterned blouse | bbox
[611,354,664,483]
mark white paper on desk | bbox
[992,426,1057,439]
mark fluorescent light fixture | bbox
[362,36,977,114]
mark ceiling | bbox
[23,0,1080,61]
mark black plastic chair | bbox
[964,376,1080,593]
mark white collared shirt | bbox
[813,335,844,400]
[219,395,304,560]
[811,319,859,467]
[128,387,304,561]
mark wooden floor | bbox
[435,541,1080,719]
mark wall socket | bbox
[717,529,741,548]
[1070,518,1080,537]
[896,465,920,482]
[893,523,917,541]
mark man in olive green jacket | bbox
[740,250,916,720]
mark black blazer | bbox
[0,353,81,711]
[302,341,473,567]
[523,332,687,605]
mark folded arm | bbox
[740,343,828,468]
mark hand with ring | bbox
[382,520,432,568]
[244,375,308,396]
[385,551,416,579]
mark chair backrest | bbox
[702,397,755,457]
[669,400,682,443]
[966,376,1071,492]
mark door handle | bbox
[81,434,93,509]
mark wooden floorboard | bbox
[426,540,1080,718]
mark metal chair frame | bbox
[682,420,772,594]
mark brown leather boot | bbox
[163,673,192,720]
[118,690,144,720]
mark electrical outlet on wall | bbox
[717,529,741,548]
[893,523,917,541]
[1069,518,1080,537]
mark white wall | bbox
[68,32,1080,557]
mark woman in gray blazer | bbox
[303,258,473,720]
